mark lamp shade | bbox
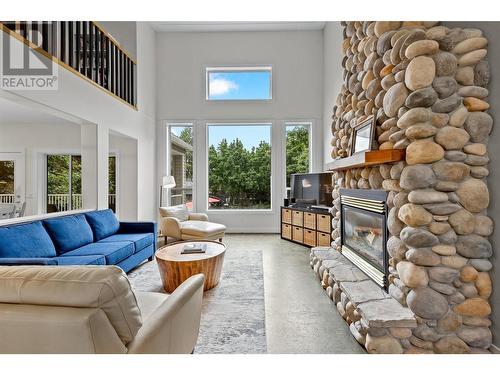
[162,175,176,188]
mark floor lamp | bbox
[160,175,176,207]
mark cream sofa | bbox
[159,205,226,241]
[0,265,204,354]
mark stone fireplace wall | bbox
[327,21,493,353]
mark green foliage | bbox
[286,126,310,187]
[0,161,15,194]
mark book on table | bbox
[181,243,207,254]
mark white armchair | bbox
[0,265,204,354]
[159,205,226,241]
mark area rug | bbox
[128,234,267,354]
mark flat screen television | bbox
[290,172,333,208]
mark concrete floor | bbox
[243,233,365,354]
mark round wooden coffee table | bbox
[155,240,226,293]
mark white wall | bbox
[156,30,324,232]
[322,22,344,168]
[98,21,137,60]
[0,122,81,217]
[0,22,157,221]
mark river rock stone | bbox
[433,76,457,99]
[452,37,488,55]
[449,209,475,235]
[381,73,396,90]
[460,266,479,282]
[432,162,469,182]
[429,222,452,235]
[434,335,471,354]
[424,203,461,215]
[399,164,436,190]
[408,189,448,204]
[454,298,491,317]
[474,60,490,87]
[397,107,432,129]
[458,49,487,66]
[383,82,408,117]
[405,40,439,59]
[405,87,437,108]
[438,310,463,333]
[377,31,397,56]
[407,287,448,320]
[431,94,461,113]
[444,151,467,162]
[365,334,403,354]
[397,261,429,288]
[366,78,382,100]
[470,259,492,272]
[457,85,489,99]
[456,179,489,213]
[387,235,406,260]
[473,215,493,236]
[374,21,402,38]
[475,272,492,299]
[400,227,439,247]
[458,327,492,349]
[398,203,432,226]
[438,230,458,245]
[432,244,456,256]
[464,112,493,142]
[465,155,489,167]
[406,248,440,266]
[464,97,489,112]
[456,66,474,86]
[429,267,459,283]
[430,280,456,295]
[405,56,436,91]
[464,143,487,156]
[449,106,469,127]
[388,207,404,236]
[406,140,444,165]
[456,234,492,259]
[405,123,437,140]
[435,127,470,150]
[432,51,457,76]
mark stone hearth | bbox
[320,21,494,354]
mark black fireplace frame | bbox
[339,188,389,290]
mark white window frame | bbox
[166,122,196,210]
[283,121,313,197]
[206,122,273,212]
[205,66,273,101]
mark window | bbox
[206,67,272,100]
[46,155,82,213]
[168,124,194,208]
[0,160,15,204]
[285,123,311,191]
[108,155,117,212]
[208,124,271,210]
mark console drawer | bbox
[304,212,316,229]
[282,223,292,240]
[292,226,303,243]
[317,232,331,247]
[292,210,303,226]
[317,213,331,233]
[304,229,316,247]
[282,208,292,224]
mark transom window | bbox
[206,67,272,101]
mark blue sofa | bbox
[0,209,157,273]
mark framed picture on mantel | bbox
[350,116,375,156]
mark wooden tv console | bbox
[280,206,332,247]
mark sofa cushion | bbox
[84,209,120,241]
[180,220,226,236]
[0,265,142,345]
[62,242,134,265]
[43,215,94,254]
[99,233,154,253]
[54,254,106,266]
[0,221,56,258]
[159,205,189,222]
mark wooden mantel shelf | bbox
[326,149,405,172]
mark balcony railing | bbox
[47,193,116,212]
[0,21,137,108]
[0,194,15,203]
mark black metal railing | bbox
[1,21,136,107]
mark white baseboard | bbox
[225,227,279,234]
